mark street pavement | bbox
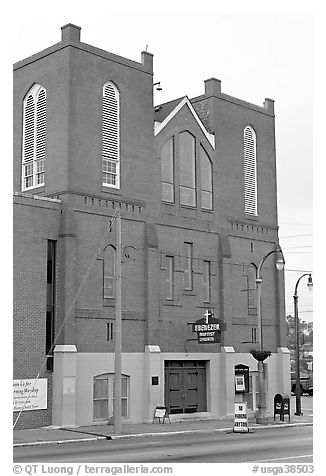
[13,395,313,448]
[14,426,313,463]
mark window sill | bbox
[163,301,182,307]
[181,291,196,296]
[244,214,259,221]
[180,204,197,210]
[103,299,115,307]
[101,187,122,196]
[22,185,45,194]
[201,208,214,213]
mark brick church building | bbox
[13,24,290,429]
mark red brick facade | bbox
[13,24,286,428]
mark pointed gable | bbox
[154,97,215,150]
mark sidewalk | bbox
[13,412,313,447]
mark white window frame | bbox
[244,125,258,215]
[179,131,196,207]
[103,245,116,299]
[161,137,175,203]
[200,145,213,210]
[93,374,129,422]
[22,84,46,191]
[102,82,120,189]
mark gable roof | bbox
[154,96,215,150]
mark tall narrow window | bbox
[107,321,115,341]
[165,256,174,300]
[251,328,257,343]
[161,138,174,202]
[184,242,193,290]
[103,245,116,298]
[202,260,210,302]
[200,145,213,210]
[93,376,109,421]
[22,84,46,190]
[103,82,120,188]
[247,266,257,315]
[179,132,196,206]
[244,125,257,215]
[114,376,129,419]
[46,240,56,371]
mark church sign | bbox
[191,310,225,343]
[13,378,48,412]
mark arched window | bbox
[244,125,257,215]
[200,145,213,210]
[103,82,120,188]
[93,373,129,421]
[179,131,196,206]
[161,137,174,202]
[22,84,46,190]
[103,245,116,298]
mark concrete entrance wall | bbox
[52,345,290,427]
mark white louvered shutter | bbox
[23,95,35,189]
[35,89,46,185]
[102,83,119,188]
[22,84,46,190]
[244,126,258,215]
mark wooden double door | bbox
[164,361,207,414]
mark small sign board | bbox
[234,364,250,394]
[235,375,246,393]
[152,406,169,424]
[13,378,47,412]
[233,402,249,433]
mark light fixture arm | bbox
[256,248,285,280]
[294,273,312,298]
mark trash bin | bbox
[274,393,290,421]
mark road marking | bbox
[252,454,313,463]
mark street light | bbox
[293,273,313,416]
[252,248,285,424]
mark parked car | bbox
[291,372,313,395]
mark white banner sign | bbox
[233,402,249,432]
[13,379,47,411]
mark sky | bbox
[9,2,317,323]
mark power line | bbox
[280,233,313,239]
[285,251,312,254]
[279,223,312,226]
[282,245,312,250]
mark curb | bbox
[110,422,313,440]
[13,421,312,448]
[13,436,109,448]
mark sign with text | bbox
[235,375,246,392]
[152,406,168,424]
[13,379,47,412]
[191,310,225,344]
[233,402,249,433]
[234,364,249,394]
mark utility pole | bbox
[113,210,122,434]
[293,273,313,416]
[253,249,285,424]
